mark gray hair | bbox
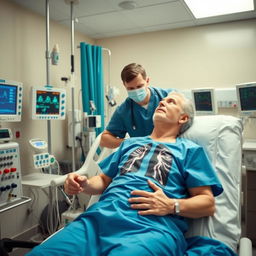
[180,96,194,135]
[169,91,194,135]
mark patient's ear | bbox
[179,114,189,124]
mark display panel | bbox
[192,88,217,115]
[0,128,12,142]
[31,87,66,120]
[236,82,256,116]
[36,90,60,115]
[0,80,23,122]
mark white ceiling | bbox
[10,0,256,39]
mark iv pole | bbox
[45,0,52,157]
[64,0,81,212]
[45,0,56,234]
[65,0,79,173]
[44,0,80,235]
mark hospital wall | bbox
[97,19,256,139]
[0,0,94,239]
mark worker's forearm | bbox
[100,133,124,148]
[176,195,215,218]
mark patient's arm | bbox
[100,130,124,149]
[64,173,112,196]
[178,186,215,218]
[129,180,215,218]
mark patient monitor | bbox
[236,82,256,117]
[191,88,217,115]
[0,79,23,122]
[31,86,66,120]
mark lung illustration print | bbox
[120,143,152,175]
[145,144,172,186]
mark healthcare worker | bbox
[100,63,174,148]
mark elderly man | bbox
[27,92,223,256]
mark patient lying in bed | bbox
[26,92,235,256]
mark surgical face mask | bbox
[127,87,147,103]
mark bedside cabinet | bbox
[243,139,256,246]
[246,170,256,246]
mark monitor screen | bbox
[192,88,217,115]
[236,82,256,116]
[34,141,44,147]
[0,128,12,140]
[194,91,213,111]
[36,90,60,115]
[0,80,23,122]
[0,84,17,115]
[31,87,66,120]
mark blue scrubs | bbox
[106,87,173,138]
[27,137,226,256]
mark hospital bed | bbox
[0,115,253,255]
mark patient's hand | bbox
[128,180,174,216]
[64,173,89,195]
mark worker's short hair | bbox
[121,63,147,83]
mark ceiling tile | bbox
[9,0,256,39]
[121,2,193,27]
[75,12,140,34]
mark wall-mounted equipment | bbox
[0,79,23,122]
[84,115,101,129]
[29,138,55,169]
[0,142,24,208]
[31,87,66,120]
[0,128,13,143]
[236,82,256,117]
[191,88,217,115]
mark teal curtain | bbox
[80,42,104,136]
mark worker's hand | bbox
[128,180,173,216]
[64,173,89,195]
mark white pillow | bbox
[181,115,243,252]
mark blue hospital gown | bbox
[27,137,224,256]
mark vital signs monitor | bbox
[31,87,66,120]
[236,82,256,116]
[191,88,217,115]
[0,80,23,122]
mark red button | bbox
[10,168,17,172]
[4,169,10,174]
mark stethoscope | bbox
[131,87,162,130]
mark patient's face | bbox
[153,92,185,124]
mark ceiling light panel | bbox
[184,0,254,19]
